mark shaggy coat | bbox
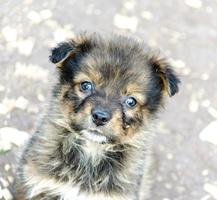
[16,33,180,200]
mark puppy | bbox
[16,33,180,200]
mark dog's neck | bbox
[33,122,131,192]
[28,120,147,196]
[82,139,106,158]
[58,134,132,193]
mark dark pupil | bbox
[126,97,136,107]
[81,81,92,91]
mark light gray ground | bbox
[0,0,217,199]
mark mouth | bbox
[80,129,108,143]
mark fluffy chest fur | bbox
[22,129,144,200]
[43,134,136,194]
[24,171,133,200]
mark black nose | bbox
[91,108,111,126]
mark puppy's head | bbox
[50,34,180,144]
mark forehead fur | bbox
[74,34,151,94]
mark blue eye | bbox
[80,81,93,92]
[125,97,137,107]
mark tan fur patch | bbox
[74,71,101,86]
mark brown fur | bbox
[16,33,180,200]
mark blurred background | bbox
[0,0,217,199]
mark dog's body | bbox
[16,33,180,200]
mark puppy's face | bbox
[50,34,180,144]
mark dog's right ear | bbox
[49,35,94,68]
[49,41,76,67]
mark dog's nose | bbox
[91,108,111,126]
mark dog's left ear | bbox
[149,56,180,97]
